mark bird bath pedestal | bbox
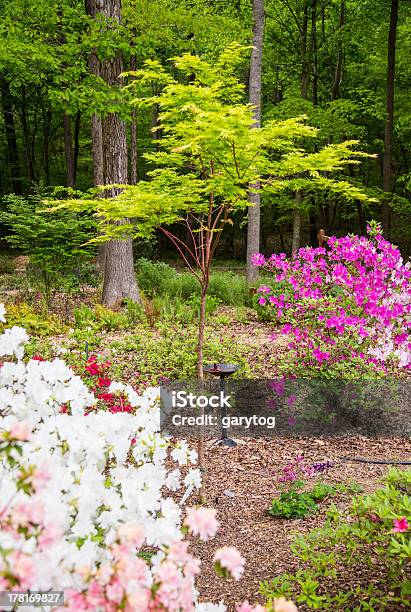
[204,363,238,448]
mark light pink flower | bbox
[272,598,298,612]
[117,523,145,548]
[237,602,266,612]
[9,420,31,441]
[10,552,35,588]
[38,522,62,549]
[106,579,124,604]
[184,507,219,541]
[213,546,245,580]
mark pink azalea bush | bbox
[253,223,411,375]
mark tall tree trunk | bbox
[87,25,106,271]
[130,53,138,185]
[73,110,81,184]
[331,0,345,101]
[311,0,318,106]
[20,86,35,182]
[382,0,399,237]
[42,106,51,185]
[300,2,309,98]
[86,0,141,307]
[292,192,303,252]
[246,0,264,283]
[293,5,311,249]
[63,114,75,188]
[91,113,107,272]
[1,77,22,194]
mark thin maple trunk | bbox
[1,77,21,194]
[197,276,208,504]
[246,0,264,283]
[382,0,399,237]
[197,281,208,380]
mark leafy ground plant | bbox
[262,468,411,610]
[268,482,338,520]
[269,455,360,520]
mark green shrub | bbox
[136,258,179,297]
[0,303,65,336]
[0,255,15,274]
[124,299,146,325]
[73,304,129,331]
[136,258,252,307]
[261,468,411,610]
[208,271,250,306]
[0,193,96,302]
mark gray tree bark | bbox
[130,53,138,185]
[382,0,399,238]
[292,192,303,252]
[246,0,264,283]
[86,0,141,306]
[1,77,22,194]
[331,0,345,101]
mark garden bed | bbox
[189,437,411,610]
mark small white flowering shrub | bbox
[0,304,297,611]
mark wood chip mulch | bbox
[186,436,411,610]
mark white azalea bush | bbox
[0,305,297,611]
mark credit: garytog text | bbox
[171,414,276,429]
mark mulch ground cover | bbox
[187,436,411,610]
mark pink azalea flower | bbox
[236,602,266,612]
[184,507,219,541]
[392,517,409,533]
[272,598,298,612]
[213,546,245,580]
[252,253,266,266]
[117,523,145,548]
[9,420,31,441]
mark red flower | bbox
[97,377,112,388]
[109,404,133,414]
[392,517,409,533]
[98,393,115,404]
[85,362,101,376]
